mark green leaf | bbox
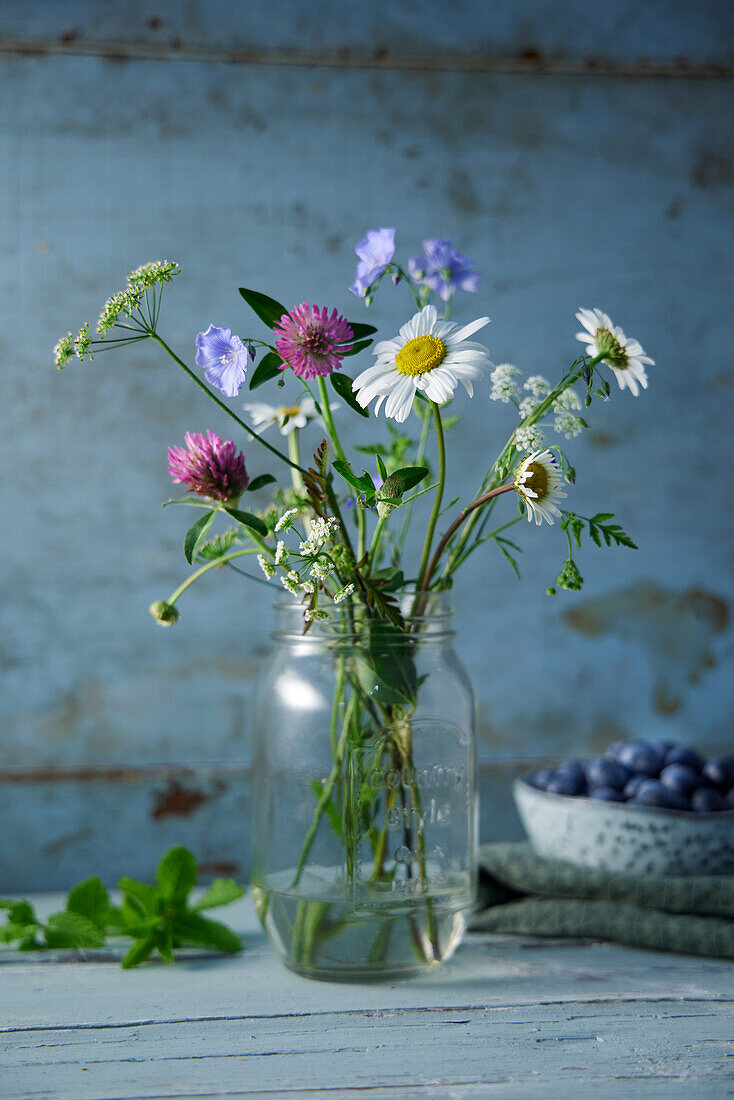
[246,473,277,493]
[347,322,378,340]
[223,507,268,537]
[332,459,375,496]
[354,622,418,706]
[170,912,242,954]
[44,911,107,949]
[238,288,288,329]
[341,338,373,358]
[248,351,283,390]
[330,371,369,417]
[494,539,521,581]
[375,454,388,481]
[1,921,40,945]
[118,877,159,917]
[184,510,215,565]
[156,846,197,907]
[66,876,111,931]
[310,779,343,840]
[0,899,37,926]
[197,528,238,561]
[192,879,246,912]
[390,466,429,492]
[121,935,156,969]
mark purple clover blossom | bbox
[168,430,249,503]
[195,324,249,397]
[349,227,396,298]
[408,238,480,302]
[274,303,353,380]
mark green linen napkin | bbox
[470,842,734,959]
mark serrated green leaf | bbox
[171,913,242,954]
[238,288,288,329]
[197,528,238,561]
[66,876,111,931]
[347,322,378,341]
[0,899,36,926]
[246,473,277,493]
[192,879,246,912]
[121,935,156,969]
[184,510,215,565]
[590,513,615,522]
[341,338,373,358]
[330,371,369,417]
[1,921,40,945]
[589,524,602,547]
[248,351,283,390]
[390,466,429,492]
[118,877,159,917]
[223,507,268,537]
[44,911,107,949]
[156,846,197,906]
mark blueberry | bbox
[724,789,734,811]
[604,741,627,761]
[691,787,724,813]
[665,745,704,771]
[589,786,625,802]
[702,757,734,791]
[530,767,555,790]
[555,760,587,795]
[635,779,674,808]
[623,773,647,799]
[618,742,662,777]
[585,757,631,791]
[664,790,690,811]
[659,763,702,797]
[546,775,582,796]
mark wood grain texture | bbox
[2,895,734,1098]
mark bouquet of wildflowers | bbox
[55,232,651,969]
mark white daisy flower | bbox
[242,394,338,436]
[352,304,491,423]
[575,308,653,396]
[513,449,567,526]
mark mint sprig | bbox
[0,847,245,968]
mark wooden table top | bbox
[3,893,734,1099]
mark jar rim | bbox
[271,588,455,642]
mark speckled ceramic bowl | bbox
[513,778,734,876]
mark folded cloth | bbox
[470,842,734,959]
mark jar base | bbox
[283,959,438,984]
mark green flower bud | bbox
[149,600,180,626]
[376,474,405,520]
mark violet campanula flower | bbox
[408,238,480,302]
[274,303,353,380]
[168,430,249,503]
[195,324,249,397]
[349,227,396,298]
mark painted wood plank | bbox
[0,0,731,67]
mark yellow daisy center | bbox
[395,335,447,376]
[524,462,549,500]
[279,405,301,418]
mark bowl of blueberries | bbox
[514,740,734,876]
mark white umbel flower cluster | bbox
[489,362,520,403]
[299,516,340,556]
[274,508,298,532]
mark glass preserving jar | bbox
[251,593,477,982]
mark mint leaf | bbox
[0,899,37,926]
[66,876,111,931]
[118,877,159,917]
[171,913,242,954]
[156,846,197,906]
[44,911,107,949]
[121,935,156,969]
[192,879,246,912]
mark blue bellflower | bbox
[408,238,480,302]
[195,324,250,397]
[349,228,396,298]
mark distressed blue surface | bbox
[1,0,733,888]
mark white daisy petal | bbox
[451,316,490,342]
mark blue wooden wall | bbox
[1,0,733,889]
